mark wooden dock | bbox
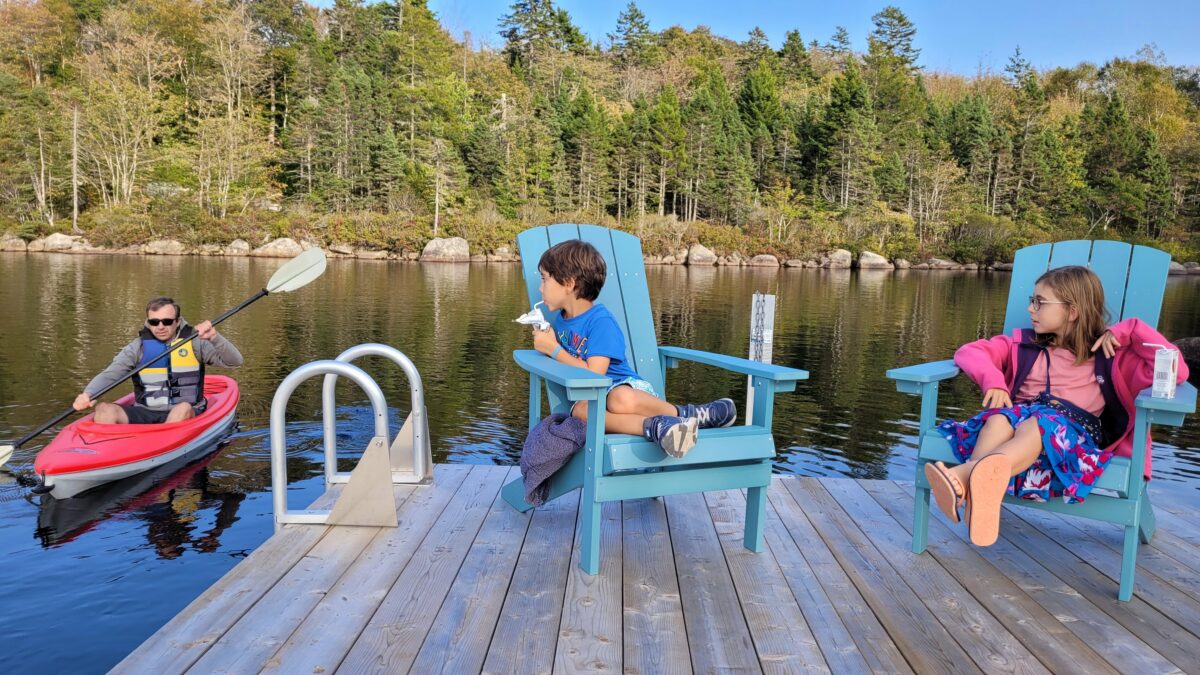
[115,464,1200,674]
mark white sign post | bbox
[745,292,776,425]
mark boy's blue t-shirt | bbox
[550,303,640,381]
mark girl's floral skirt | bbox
[936,403,1114,503]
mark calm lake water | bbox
[0,252,1197,672]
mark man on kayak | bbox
[72,296,244,424]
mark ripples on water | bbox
[0,252,1196,671]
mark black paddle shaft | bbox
[10,288,268,450]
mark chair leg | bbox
[1119,519,1141,603]
[501,476,534,513]
[579,498,601,575]
[1138,491,1156,545]
[912,479,931,554]
[744,485,766,552]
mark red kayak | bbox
[34,376,239,499]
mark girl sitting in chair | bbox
[926,265,1189,546]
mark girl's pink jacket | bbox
[954,318,1190,478]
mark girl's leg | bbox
[965,418,1044,546]
[992,418,1044,476]
[947,414,1016,485]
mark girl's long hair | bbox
[1034,265,1110,365]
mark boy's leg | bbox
[576,394,699,458]
[677,398,737,428]
[605,385,675,417]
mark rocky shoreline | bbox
[4,232,1200,274]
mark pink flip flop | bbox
[924,461,965,523]
[965,454,1010,546]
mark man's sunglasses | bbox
[146,318,177,327]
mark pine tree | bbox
[609,2,658,69]
[869,6,920,71]
[816,60,879,208]
[738,60,784,189]
[778,30,814,84]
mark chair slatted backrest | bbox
[1001,240,1171,334]
[516,225,665,394]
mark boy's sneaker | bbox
[643,415,700,459]
[677,398,737,429]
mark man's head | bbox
[145,296,181,341]
[537,240,606,306]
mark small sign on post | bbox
[745,292,776,425]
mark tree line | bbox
[1,0,1198,261]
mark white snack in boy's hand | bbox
[515,302,551,331]
[1143,343,1179,399]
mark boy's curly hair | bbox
[538,240,607,301]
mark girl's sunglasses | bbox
[146,318,177,327]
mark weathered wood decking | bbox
[115,464,1200,674]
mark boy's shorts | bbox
[609,377,658,398]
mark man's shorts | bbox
[121,398,206,424]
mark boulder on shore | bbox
[826,249,853,269]
[28,233,82,252]
[687,243,717,266]
[420,236,470,262]
[748,254,780,267]
[857,251,893,269]
[144,239,188,255]
[251,237,304,258]
[0,234,28,252]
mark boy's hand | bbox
[982,388,1012,409]
[533,328,559,355]
[1090,330,1120,358]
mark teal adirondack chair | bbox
[887,240,1197,601]
[500,224,809,574]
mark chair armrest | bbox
[658,346,809,382]
[886,359,959,384]
[1134,381,1196,425]
[513,350,611,399]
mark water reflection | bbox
[35,439,244,555]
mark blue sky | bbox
[388,0,1199,75]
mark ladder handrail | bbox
[321,343,432,485]
[271,359,388,527]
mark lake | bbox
[0,252,1196,672]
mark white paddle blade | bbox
[0,445,13,469]
[266,247,327,294]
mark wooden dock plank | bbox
[704,488,829,674]
[336,464,509,674]
[821,478,1049,675]
[554,501,623,674]
[997,502,1200,670]
[1034,506,1200,600]
[482,489,580,675]
[879,480,1179,674]
[1008,506,1200,635]
[783,478,981,675]
[112,486,345,675]
[120,469,1200,674]
[860,480,1120,675]
[621,497,691,675]
[665,490,761,674]
[408,467,529,675]
[767,479,910,675]
[261,464,473,673]
[187,521,383,673]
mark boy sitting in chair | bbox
[531,240,735,458]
